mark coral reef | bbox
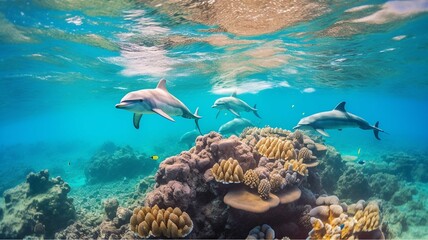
[223,188,280,213]
[84,142,157,184]
[130,205,193,238]
[258,179,271,200]
[284,159,308,176]
[211,158,244,184]
[369,173,399,201]
[0,170,75,239]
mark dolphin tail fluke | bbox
[373,121,386,140]
[194,107,203,135]
[253,104,261,118]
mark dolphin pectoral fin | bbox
[216,110,221,119]
[133,113,143,129]
[338,129,342,131]
[228,108,241,117]
[152,108,175,122]
[315,128,330,137]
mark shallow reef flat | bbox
[0,127,427,239]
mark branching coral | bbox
[255,137,295,160]
[211,158,244,184]
[130,205,193,238]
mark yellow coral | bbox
[255,137,294,160]
[243,169,260,189]
[283,159,308,176]
[211,158,244,183]
[130,205,193,238]
[308,200,383,240]
[354,201,380,233]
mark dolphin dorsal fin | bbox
[156,79,168,92]
[334,102,347,112]
[231,91,237,97]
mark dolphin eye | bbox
[139,99,143,102]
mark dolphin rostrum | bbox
[293,102,385,140]
[212,92,261,118]
[219,117,254,135]
[115,79,202,134]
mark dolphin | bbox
[212,92,261,118]
[293,102,385,140]
[179,129,200,146]
[219,117,254,135]
[115,79,202,134]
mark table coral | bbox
[130,205,193,238]
[223,188,280,213]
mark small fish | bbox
[357,148,361,156]
[340,223,345,230]
[291,104,295,108]
[150,155,159,160]
[357,160,365,165]
[68,161,71,166]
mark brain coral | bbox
[258,179,271,200]
[211,158,244,183]
[130,205,193,238]
[243,169,260,189]
[256,137,295,160]
[284,159,308,176]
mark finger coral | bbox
[246,224,275,240]
[211,158,244,183]
[255,137,294,160]
[258,179,271,200]
[130,205,193,238]
[243,169,260,189]
[283,159,308,176]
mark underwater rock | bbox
[391,186,417,206]
[369,173,400,201]
[317,147,346,194]
[335,168,371,201]
[103,198,119,220]
[84,142,157,184]
[0,170,75,239]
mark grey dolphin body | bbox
[219,117,254,135]
[212,92,261,118]
[179,129,200,146]
[293,102,385,140]
[115,79,202,134]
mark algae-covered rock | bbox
[335,168,371,201]
[369,173,399,201]
[0,170,75,239]
[84,142,157,184]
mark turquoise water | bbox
[0,0,428,238]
